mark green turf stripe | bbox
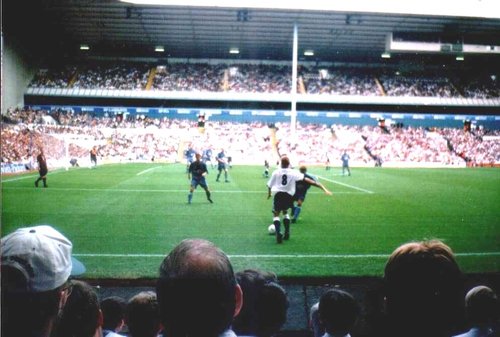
[73,252,500,258]
[1,187,363,194]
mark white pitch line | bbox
[316,175,374,194]
[137,166,162,176]
[0,186,361,194]
[2,169,66,182]
[73,252,500,258]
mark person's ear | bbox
[97,309,104,327]
[58,287,70,311]
[233,284,243,317]
[117,318,126,331]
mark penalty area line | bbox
[2,169,66,182]
[137,166,162,176]
[316,175,374,194]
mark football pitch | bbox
[2,164,499,279]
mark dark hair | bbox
[233,269,288,337]
[319,288,359,335]
[156,239,237,337]
[1,265,64,336]
[100,296,127,331]
[383,240,465,336]
[280,156,290,168]
[465,285,499,326]
[126,291,161,337]
[54,280,101,337]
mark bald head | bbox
[157,239,240,337]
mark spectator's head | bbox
[319,288,359,336]
[233,269,288,337]
[281,156,290,168]
[383,239,465,336]
[299,166,307,174]
[156,238,243,337]
[53,280,102,337]
[100,296,127,333]
[1,225,85,337]
[464,285,499,327]
[126,291,162,337]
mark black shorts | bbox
[293,192,306,202]
[273,192,294,212]
[39,168,48,177]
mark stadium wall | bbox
[2,38,39,114]
[24,104,500,130]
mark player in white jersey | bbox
[267,156,332,243]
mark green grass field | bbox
[2,164,499,279]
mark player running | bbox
[188,153,213,204]
[291,166,331,223]
[267,156,332,243]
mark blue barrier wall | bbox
[27,105,500,129]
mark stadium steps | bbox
[68,70,79,88]
[374,76,386,96]
[298,76,306,94]
[222,69,229,91]
[145,67,157,90]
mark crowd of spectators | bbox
[301,66,381,96]
[27,61,499,98]
[2,108,499,173]
[2,224,498,337]
[377,69,460,97]
[72,62,151,90]
[226,64,292,93]
[152,63,225,92]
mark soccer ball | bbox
[268,224,276,235]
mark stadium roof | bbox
[4,0,500,63]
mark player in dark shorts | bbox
[216,148,229,182]
[188,153,213,204]
[291,166,331,223]
[341,150,351,176]
[263,159,270,178]
[90,146,98,167]
[35,149,48,188]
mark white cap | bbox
[1,225,85,292]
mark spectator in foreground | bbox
[319,288,359,337]
[233,269,288,337]
[453,285,499,337]
[383,239,465,337]
[309,288,359,337]
[53,279,103,337]
[1,224,85,337]
[101,296,127,337]
[126,291,163,337]
[156,238,243,337]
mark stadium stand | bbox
[2,107,499,174]
[27,61,499,98]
